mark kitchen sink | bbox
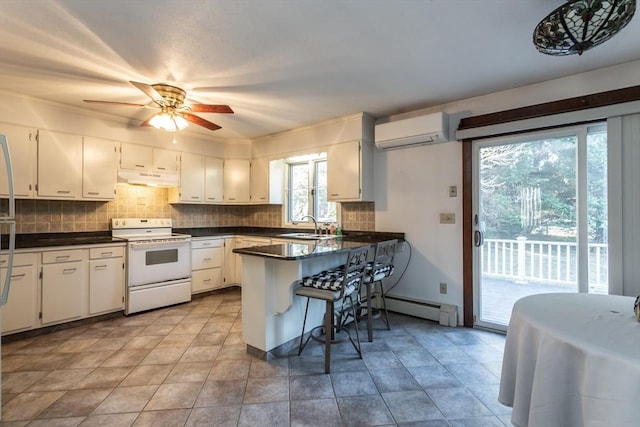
[278,232,334,240]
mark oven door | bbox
[127,239,191,287]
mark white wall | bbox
[374,60,640,318]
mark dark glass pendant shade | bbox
[534,0,636,55]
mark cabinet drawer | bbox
[192,247,223,270]
[42,249,86,264]
[191,239,223,250]
[0,252,37,268]
[1,265,37,333]
[192,268,222,293]
[89,246,124,260]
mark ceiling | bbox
[1,0,639,140]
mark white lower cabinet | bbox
[1,253,38,334]
[89,246,124,315]
[41,249,88,325]
[191,238,224,293]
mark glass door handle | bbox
[474,230,484,247]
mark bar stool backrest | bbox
[340,245,373,298]
[373,239,398,277]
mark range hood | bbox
[117,170,179,187]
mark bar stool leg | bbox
[378,280,391,330]
[325,300,333,374]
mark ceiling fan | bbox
[84,81,233,131]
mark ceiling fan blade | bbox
[183,113,222,131]
[84,100,147,107]
[129,81,165,106]
[189,104,234,114]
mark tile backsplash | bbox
[10,184,374,233]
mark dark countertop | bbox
[4,227,402,250]
[232,239,369,260]
[232,236,400,261]
[5,232,126,250]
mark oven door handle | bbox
[129,240,190,250]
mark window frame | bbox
[282,153,339,228]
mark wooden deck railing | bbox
[482,238,608,291]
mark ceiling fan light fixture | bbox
[149,111,189,132]
[533,0,636,56]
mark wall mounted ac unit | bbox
[374,112,449,150]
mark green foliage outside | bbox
[479,130,607,243]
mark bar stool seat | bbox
[295,245,371,373]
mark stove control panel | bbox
[111,218,172,229]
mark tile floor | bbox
[1,287,513,426]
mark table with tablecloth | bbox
[499,293,640,427]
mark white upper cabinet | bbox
[169,152,204,203]
[250,157,269,204]
[205,157,224,203]
[327,139,373,202]
[0,123,36,198]
[152,148,179,174]
[82,137,117,200]
[36,130,82,199]
[119,142,152,171]
[224,159,250,203]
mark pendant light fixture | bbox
[534,0,636,56]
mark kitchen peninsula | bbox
[234,233,402,357]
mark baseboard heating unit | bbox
[385,295,458,327]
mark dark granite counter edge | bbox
[232,238,394,261]
[174,226,404,242]
[3,227,403,250]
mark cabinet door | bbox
[1,264,38,334]
[327,140,361,201]
[120,142,152,171]
[223,159,250,203]
[250,157,269,203]
[42,260,85,324]
[153,148,179,174]
[89,257,124,314]
[83,137,117,199]
[0,123,35,198]
[37,130,82,198]
[179,152,204,203]
[205,157,224,203]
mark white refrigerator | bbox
[0,133,16,419]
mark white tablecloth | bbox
[499,293,640,427]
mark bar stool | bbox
[295,245,372,373]
[360,239,397,342]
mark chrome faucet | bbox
[300,215,318,234]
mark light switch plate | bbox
[449,186,457,197]
[440,213,455,224]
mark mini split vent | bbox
[374,112,449,150]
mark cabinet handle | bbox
[191,196,199,199]
[207,197,216,200]
[260,197,266,200]
[57,190,71,194]
[204,278,212,282]
[55,255,70,261]
[135,164,144,168]
[88,192,99,195]
[330,193,339,196]
[202,243,211,246]
[63,268,77,274]
[101,252,113,257]
[10,273,26,280]
[203,257,212,262]
[157,167,166,170]
[228,198,236,201]
[0,259,6,265]
[94,264,107,270]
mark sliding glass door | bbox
[473,124,608,330]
